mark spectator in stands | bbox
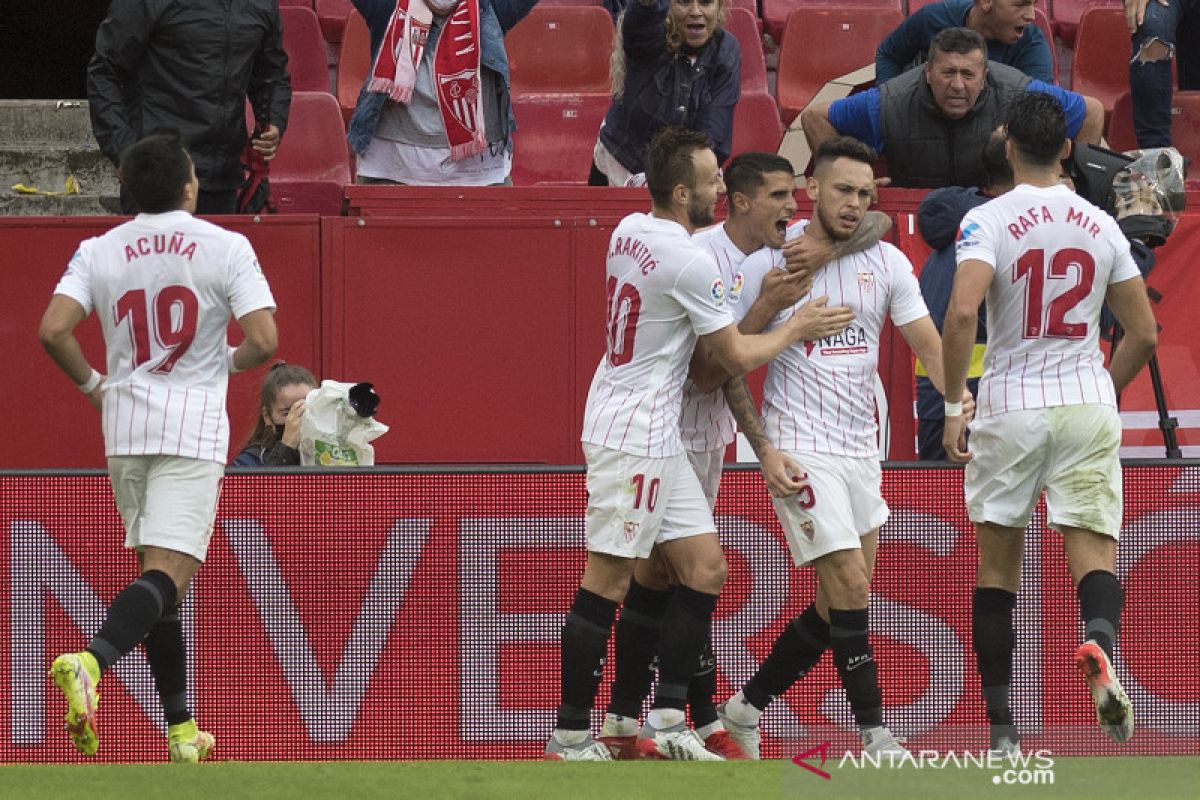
[87,1,292,215]
[347,0,539,186]
[588,0,740,186]
[876,0,1054,85]
[801,28,1103,189]
[914,131,1012,461]
[233,362,317,467]
[1126,0,1198,148]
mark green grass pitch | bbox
[3,757,1197,800]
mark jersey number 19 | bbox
[115,286,199,374]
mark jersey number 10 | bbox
[606,277,642,367]
[115,286,199,374]
[1014,248,1095,340]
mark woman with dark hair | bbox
[589,0,740,186]
[232,362,317,466]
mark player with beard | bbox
[547,129,829,761]
[715,136,970,758]
[597,151,892,760]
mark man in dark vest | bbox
[800,27,1103,189]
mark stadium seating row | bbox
[270,4,1198,208]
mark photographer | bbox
[233,362,317,467]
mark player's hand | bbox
[962,387,976,423]
[782,234,834,279]
[788,296,855,341]
[759,267,812,313]
[252,124,281,161]
[760,447,806,498]
[942,412,971,463]
[87,376,106,412]
[281,399,306,448]
[1125,0,1168,33]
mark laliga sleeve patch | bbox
[710,277,727,306]
[956,222,982,252]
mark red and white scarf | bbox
[368,0,487,161]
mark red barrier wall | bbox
[2,467,1196,762]
[0,216,322,468]
[3,193,1198,466]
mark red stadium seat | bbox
[1033,7,1058,84]
[762,0,901,44]
[278,0,313,6]
[1108,91,1138,152]
[316,0,354,44]
[1110,90,1200,168]
[336,9,371,125]
[507,7,614,95]
[280,6,330,93]
[775,6,903,124]
[726,8,768,95]
[511,94,609,185]
[1072,7,1133,120]
[1049,0,1121,47]
[270,92,351,214]
[731,92,785,157]
[726,0,761,33]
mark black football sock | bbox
[743,603,830,710]
[87,570,177,671]
[1077,570,1124,660]
[144,604,192,727]
[556,588,618,732]
[973,587,1017,742]
[606,579,671,720]
[688,638,719,730]
[650,585,719,713]
[829,608,883,729]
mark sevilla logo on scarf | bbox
[368,0,486,161]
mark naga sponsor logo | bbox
[805,325,870,357]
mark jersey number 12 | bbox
[1014,248,1095,340]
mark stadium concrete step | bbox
[0,99,118,216]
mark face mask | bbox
[273,423,287,440]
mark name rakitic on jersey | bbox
[608,236,658,275]
[123,232,198,263]
[1005,205,1102,241]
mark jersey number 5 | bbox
[605,277,642,367]
[115,286,199,374]
[1014,248,1095,340]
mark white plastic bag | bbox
[298,380,388,466]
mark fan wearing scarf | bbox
[589,0,741,187]
[348,0,539,185]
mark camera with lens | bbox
[1066,143,1188,249]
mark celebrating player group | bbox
[547,92,1156,761]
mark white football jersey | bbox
[763,221,929,457]
[955,184,1141,418]
[678,224,772,452]
[54,211,276,463]
[582,213,735,457]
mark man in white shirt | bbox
[717,136,955,758]
[598,152,890,760]
[38,131,278,762]
[546,128,835,761]
[943,92,1158,749]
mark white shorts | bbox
[108,455,224,562]
[583,444,716,559]
[770,450,889,566]
[965,405,1123,538]
[686,446,725,511]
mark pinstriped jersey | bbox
[53,211,276,463]
[955,184,1141,418]
[763,221,928,457]
[678,224,774,453]
[582,213,734,457]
